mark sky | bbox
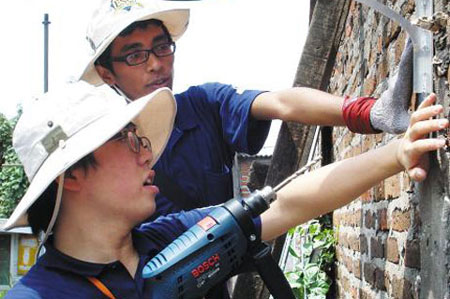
[0,0,310,154]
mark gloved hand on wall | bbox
[342,38,414,134]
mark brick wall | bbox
[239,158,253,197]
[236,155,271,198]
[328,1,423,298]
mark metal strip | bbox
[414,0,433,97]
[354,0,433,95]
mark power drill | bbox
[142,186,294,298]
[142,157,321,298]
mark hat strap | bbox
[36,173,65,256]
[111,84,132,103]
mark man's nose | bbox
[138,144,153,167]
[145,53,162,72]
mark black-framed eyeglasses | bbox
[110,42,176,66]
[109,129,152,154]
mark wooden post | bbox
[232,1,351,298]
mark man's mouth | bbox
[143,171,155,186]
[147,77,168,88]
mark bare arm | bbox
[250,87,346,126]
[261,94,447,241]
[250,40,413,133]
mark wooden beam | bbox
[232,1,351,298]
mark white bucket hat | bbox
[80,0,190,86]
[3,81,176,230]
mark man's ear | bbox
[58,171,83,192]
[95,64,117,86]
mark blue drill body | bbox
[143,187,275,299]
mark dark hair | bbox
[27,153,98,236]
[95,19,173,73]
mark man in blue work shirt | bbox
[79,0,414,219]
[3,82,444,298]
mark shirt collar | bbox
[39,231,158,277]
[39,239,109,276]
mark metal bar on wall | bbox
[414,0,433,103]
[353,0,433,102]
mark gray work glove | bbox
[370,38,413,134]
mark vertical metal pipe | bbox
[42,14,50,92]
[414,0,433,104]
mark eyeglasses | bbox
[109,129,152,154]
[111,42,176,66]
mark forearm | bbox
[251,87,345,126]
[261,140,402,241]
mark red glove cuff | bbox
[342,96,381,134]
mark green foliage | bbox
[285,219,336,299]
[0,111,28,218]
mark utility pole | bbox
[42,13,50,93]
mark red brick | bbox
[360,190,372,203]
[373,181,385,202]
[365,211,376,229]
[349,234,360,251]
[375,267,386,291]
[349,0,356,13]
[391,209,411,232]
[386,237,400,264]
[353,259,361,279]
[338,231,347,248]
[360,234,368,255]
[377,54,388,83]
[401,0,415,15]
[346,23,353,37]
[404,239,420,269]
[333,212,340,226]
[375,133,383,143]
[360,289,373,299]
[335,246,343,260]
[403,171,413,192]
[350,287,360,299]
[344,255,353,273]
[370,236,384,258]
[378,208,388,231]
[363,262,375,285]
[362,135,376,154]
[377,36,383,53]
[384,174,401,199]
[341,274,350,293]
[363,76,377,95]
[353,209,362,227]
[390,276,413,299]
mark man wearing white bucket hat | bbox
[79,0,415,222]
[2,81,445,296]
[80,0,412,223]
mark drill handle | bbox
[251,242,296,299]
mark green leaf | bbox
[0,110,28,218]
[284,217,337,299]
[288,245,301,259]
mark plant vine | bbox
[285,216,336,299]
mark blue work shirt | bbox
[152,83,271,218]
[6,208,262,298]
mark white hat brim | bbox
[3,87,176,230]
